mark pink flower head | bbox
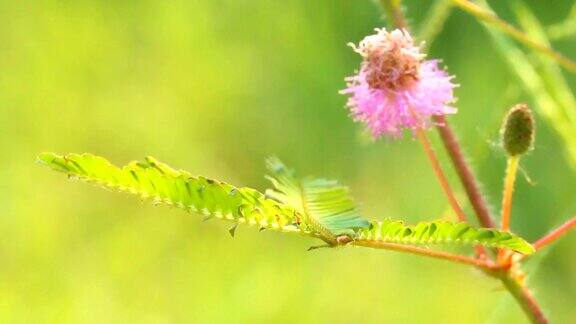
[341,28,457,138]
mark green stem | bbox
[498,156,520,264]
[501,156,520,232]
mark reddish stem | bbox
[434,116,496,228]
[534,216,576,250]
[380,0,408,29]
[378,3,547,323]
[499,274,549,324]
[416,127,468,222]
[352,240,497,269]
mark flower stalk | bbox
[497,104,534,264]
[380,0,407,29]
[387,0,490,229]
[375,4,549,323]
[501,156,520,232]
[415,127,467,222]
[498,155,520,265]
[434,115,496,228]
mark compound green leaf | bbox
[357,220,534,254]
[39,153,533,254]
[265,157,370,244]
[38,153,314,236]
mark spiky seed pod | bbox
[501,104,535,157]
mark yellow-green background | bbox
[1,0,575,323]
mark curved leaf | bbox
[38,153,314,236]
[265,157,370,243]
[39,153,534,254]
[356,220,534,254]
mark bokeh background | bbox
[1,0,575,323]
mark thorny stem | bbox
[534,216,576,250]
[415,127,468,222]
[501,156,520,232]
[451,0,576,74]
[434,116,496,228]
[378,2,549,323]
[352,240,497,269]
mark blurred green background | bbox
[1,0,575,323]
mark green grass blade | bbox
[477,0,576,168]
[418,0,453,48]
[546,3,576,40]
[510,0,576,127]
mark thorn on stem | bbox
[228,224,238,237]
[201,215,212,222]
[307,244,331,251]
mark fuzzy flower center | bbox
[351,28,423,91]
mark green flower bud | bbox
[501,104,535,157]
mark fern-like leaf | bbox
[38,153,534,254]
[356,220,535,255]
[38,153,315,236]
[265,157,370,244]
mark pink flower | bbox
[341,28,457,138]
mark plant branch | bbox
[378,2,547,323]
[416,127,468,222]
[451,0,576,74]
[498,156,520,264]
[380,0,407,29]
[534,216,576,250]
[434,116,496,228]
[499,274,548,324]
[352,240,496,269]
[501,156,520,231]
